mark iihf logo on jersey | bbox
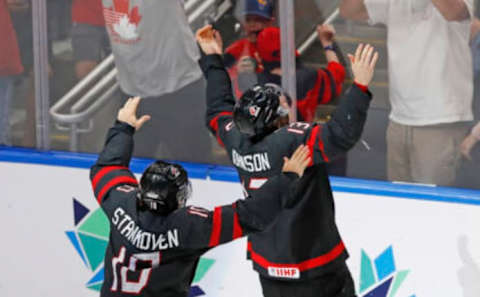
[357,246,414,297]
[65,198,216,294]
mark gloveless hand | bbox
[195,25,223,55]
[117,97,151,131]
[347,44,379,86]
[282,145,311,177]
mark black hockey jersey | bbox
[90,121,300,297]
[201,54,372,280]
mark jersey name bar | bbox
[112,207,180,251]
[232,149,271,173]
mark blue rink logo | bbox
[65,199,110,291]
[65,198,214,294]
[358,246,415,297]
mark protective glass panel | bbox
[13,0,478,190]
[2,0,36,148]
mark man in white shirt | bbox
[340,0,474,186]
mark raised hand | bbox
[282,145,311,177]
[117,97,151,131]
[347,43,379,86]
[195,25,223,55]
[317,24,336,47]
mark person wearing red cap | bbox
[256,25,346,123]
[256,25,348,176]
[223,0,275,98]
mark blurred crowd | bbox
[0,0,479,189]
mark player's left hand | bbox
[282,145,311,177]
[117,97,151,131]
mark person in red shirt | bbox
[256,26,346,123]
[255,26,350,177]
[0,0,23,145]
[223,0,275,98]
[71,0,110,80]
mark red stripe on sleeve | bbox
[209,207,223,247]
[317,126,329,162]
[306,126,319,166]
[354,81,368,93]
[91,166,129,190]
[96,176,138,204]
[209,112,233,133]
[232,203,243,239]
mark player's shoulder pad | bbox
[282,122,313,135]
[171,206,212,221]
[271,123,312,147]
[107,184,139,200]
[184,206,211,219]
[114,184,138,194]
[100,185,139,209]
[219,118,235,133]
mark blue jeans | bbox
[0,77,13,145]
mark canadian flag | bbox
[104,0,142,42]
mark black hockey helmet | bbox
[138,161,192,215]
[233,83,290,137]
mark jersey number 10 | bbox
[111,246,161,294]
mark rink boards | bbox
[1,147,479,297]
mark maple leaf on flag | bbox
[113,15,139,40]
[129,6,142,26]
[113,0,129,15]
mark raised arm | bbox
[90,97,150,204]
[431,0,471,21]
[316,24,346,103]
[339,0,370,21]
[180,146,311,249]
[196,25,236,140]
[301,44,377,164]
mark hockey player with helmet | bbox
[90,97,311,297]
[196,24,378,297]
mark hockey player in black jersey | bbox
[196,25,379,297]
[90,97,311,297]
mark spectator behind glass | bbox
[256,26,346,123]
[71,0,110,80]
[224,0,275,98]
[340,0,474,186]
[459,17,480,166]
[100,0,212,163]
[0,0,23,145]
[8,0,55,148]
[256,26,348,176]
